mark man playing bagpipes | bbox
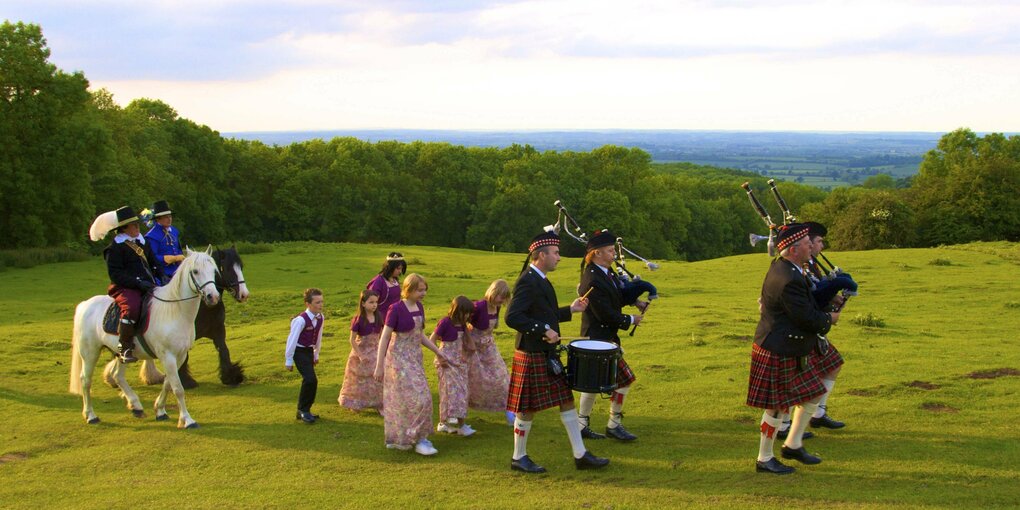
[747,224,840,474]
[89,206,163,363]
[576,229,647,441]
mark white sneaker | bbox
[458,424,476,437]
[437,422,458,434]
[415,438,438,456]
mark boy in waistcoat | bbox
[286,288,325,423]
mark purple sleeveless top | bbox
[434,316,465,342]
[367,275,401,315]
[470,299,499,330]
[385,300,424,333]
[350,315,382,336]
[296,312,323,347]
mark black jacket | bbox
[578,263,632,345]
[505,267,572,353]
[104,239,161,291]
[754,257,832,357]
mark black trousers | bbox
[293,347,318,412]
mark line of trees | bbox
[3,21,1018,262]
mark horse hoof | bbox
[131,409,145,418]
[182,380,199,390]
[87,417,100,425]
[181,422,200,430]
[155,413,169,421]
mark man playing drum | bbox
[576,229,646,441]
[748,223,840,474]
[505,231,609,473]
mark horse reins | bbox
[150,268,216,303]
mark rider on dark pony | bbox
[90,206,162,363]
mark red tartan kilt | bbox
[746,344,826,410]
[616,357,636,388]
[507,351,574,413]
[811,342,844,378]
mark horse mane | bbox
[150,250,215,325]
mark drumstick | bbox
[580,287,593,300]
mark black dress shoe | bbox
[755,457,795,474]
[574,451,610,470]
[310,413,320,420]
[581,425,606,440]
[809,414,845,429]
[776,429,814,441]
[780,445,822,465]
[296,411,315,424]
[510,455,547,473]
[605,424,637,441]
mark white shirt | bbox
[284,308,323,367]
[529,263,547,279]
[114,233,146,244]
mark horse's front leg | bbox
[178,354,199,389]
[213,324,245,386]
[161,352,198,429]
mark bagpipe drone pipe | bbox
[741,180,859,311]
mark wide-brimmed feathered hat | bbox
[89,206,139,241]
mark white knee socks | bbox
[608,386,630,429]
[758,411,782,462]
[813,379,836,418]
[512,417,532,460]
[784,402,819,449]
[560,410,587,459]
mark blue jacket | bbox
[144,225,183,282]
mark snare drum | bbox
[566,340,621,393]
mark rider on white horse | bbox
[90,206,162,363]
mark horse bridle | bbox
[150,265,217,303]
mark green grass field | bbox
[2,241,1019,509]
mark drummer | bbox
[504,230,609,473]
[576,229,646,441]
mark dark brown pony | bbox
[181,246,249,388]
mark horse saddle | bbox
[103,295,154,336]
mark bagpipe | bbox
[546,200,659,335]
[741,179,858,311]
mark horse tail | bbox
[139,359,165,385]
[69,302,86,395]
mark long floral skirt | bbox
[383,330,433,448]
[466,329,511,412]
[338,333,384,411]
[435,340,469,422]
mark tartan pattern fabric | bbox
[616,357,636,388]
[812,341,845,378]
[507,350,574,413]
[746,344,826,410]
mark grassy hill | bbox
[1,241,1018,509]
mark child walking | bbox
[285,288,325,424]
[373,273,451,455]
[466,279,513,424]
[432,296,476,436]
[338,289,384,412]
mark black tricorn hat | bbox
[586,229,616,251]
[152,200,172,217]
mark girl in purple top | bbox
[373,273,450,456]
[366,252,406,316]
[466,279,513,424]
[338,289,384,412]
[432,296,476,437]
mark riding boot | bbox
[118,321,138,363]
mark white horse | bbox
[69,248,220,429]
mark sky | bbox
[4,0,1019,133]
